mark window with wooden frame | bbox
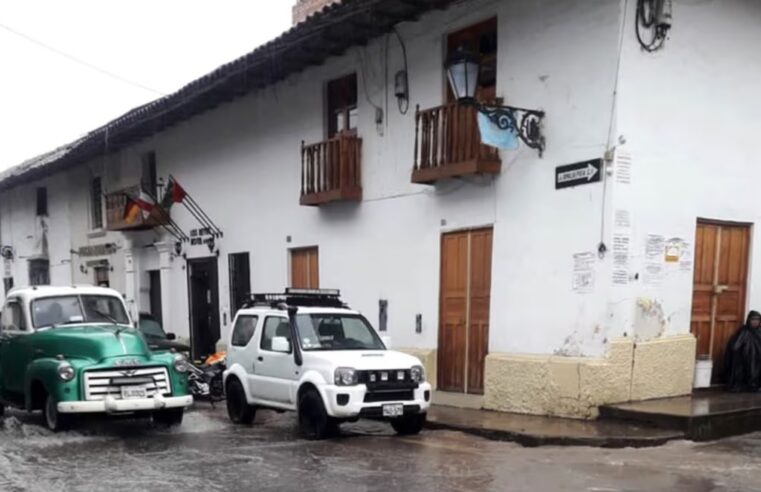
[90,177,104,230]
[326,73,358,138]
[446,18,497,103]
[36,187,48,216]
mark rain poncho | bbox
[724,310,761,392]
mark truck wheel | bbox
[298,388,337,440]
[153,408,184,427]
[226,379,255,425]
[391,413,426,436]
[0,403,4,418]
[44,395,71,432]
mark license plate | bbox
[121,386,147,399]
[382,403,404,417]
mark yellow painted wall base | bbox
[398,348,437,390]
[483,335,696,419]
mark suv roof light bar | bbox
[244,289,346,309]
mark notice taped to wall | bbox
[611,233,630,285]
[645,234,665,260]
[615,151,632,185]
[573,252,595,293]
[612,269,629,285]
[643,262,664,286]
[614,209,631,230]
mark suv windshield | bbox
[295,313,385,351]
[32,295,130,329]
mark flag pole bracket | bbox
[475,102,545,157]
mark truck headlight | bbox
[334,367,358,386]
[57,362,75,382]
[410,365,425,383]
[173,354,189,373]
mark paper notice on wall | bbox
[615,151,632,185]
[645,234,665,260]
[573,252,596,293]
[679,241,693,272]
[614,209,631,230]
[612,269,629,285]
[612,233,631,268]
[643,262,664,286]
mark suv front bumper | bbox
[322,382,431,418]
[57,394,193,414]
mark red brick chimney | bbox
[292,0,341,25]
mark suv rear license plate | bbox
[382,404,404,417]
[121,386,147,399]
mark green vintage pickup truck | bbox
[0,285,193,431]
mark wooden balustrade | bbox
[412,102,501,184]
[105,185,170,231]
[300,134,362,206]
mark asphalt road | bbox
[0,404,759,491]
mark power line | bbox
[0,22,166,96]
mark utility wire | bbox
[0,22,166,96]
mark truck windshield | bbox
[32,295,130,329]
[295,313,385,351]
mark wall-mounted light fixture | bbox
[445,45,545,156]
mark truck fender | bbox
[24,358,61,411]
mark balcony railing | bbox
[300,134,362,206]
[105,185,170,231]
[412,103,501,184]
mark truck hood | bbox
[32,325,151,362]
[303,349,422,370]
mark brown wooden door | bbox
[438,228,493,394]
[691,221,750,382]
[291,247,319,289]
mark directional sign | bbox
[555,159,602,189]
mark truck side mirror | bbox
[271,336,292,353]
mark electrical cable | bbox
[0,22,166,96]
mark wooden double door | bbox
[691,221,751,382]
[438,228,493,394]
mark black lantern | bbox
[445,45,481,104]
[444,44,546,156]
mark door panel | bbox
[438,227,493,394]
[291,247,319,289]
[690,221,750,382]
[254,316,297,404]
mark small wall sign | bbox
[555,159,603,189]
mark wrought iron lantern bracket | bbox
[475,102,546,157]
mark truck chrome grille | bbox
[83,366,171,401]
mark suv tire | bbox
[226,378,255,425]
[391,413,426,435]
[153,408,184,427]
[298,388,337,440]
[44,394,71,432]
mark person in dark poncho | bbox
[724,310,761,392]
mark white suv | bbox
[223,289,431,439]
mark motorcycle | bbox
[187,351,226,405]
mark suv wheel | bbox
[226,378,255,424]
[153,408,184,427]
[391,413,426,436]
[43,395,71,432]
[298,388,337,440]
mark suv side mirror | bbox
[166,332,177,340]
[381,336,392,349]
[271,336,291,353]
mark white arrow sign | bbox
[557,163,599,184]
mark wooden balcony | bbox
[412,103,501,184]
[300,134,362,206]
[105,185,170,231]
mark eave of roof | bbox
[0,0,455,191]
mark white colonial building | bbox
[1,0,760,418]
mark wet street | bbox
[1,404,760,491]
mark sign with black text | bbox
[555,159,602,189]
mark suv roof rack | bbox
[243,288,347,309]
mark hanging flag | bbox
[161,178,188,210]
[477,112,519,150]
[124,189,155,223]
[123,198,141,224]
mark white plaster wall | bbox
[614,0,761,339]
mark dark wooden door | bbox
[149,270,162,326]
[228,252,251,314]
[691,221,750,382]
[188,257,220,361]
[438,228,493,394]
[291,247,319,289]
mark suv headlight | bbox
[57,362,75,382]
[173,354,189,373]
[334,367,358,386]
[410,365,425,383]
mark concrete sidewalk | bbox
[425,405,684,448]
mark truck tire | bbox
[298,388,337,440]
[44,395,71,432]
[153,408,184,427]
[0,403,4,418]
[391,413,426,436]
[226,378,255,424]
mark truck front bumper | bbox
[322,381,432,419]
[57,394,193,414]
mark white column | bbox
[123,240,138,321]
[155,241,175,336]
